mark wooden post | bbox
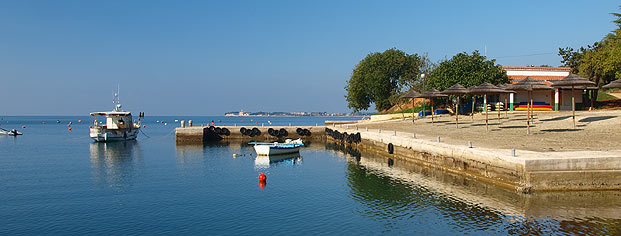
[456,96,460,128]
[572,85,575,129]
[471,96,475,121]
[412,98,415,123]
[485,94,488,132]
[431,98,434,124]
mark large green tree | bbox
[558,6,621,102]
[425,50,509,91]
[345,48,429,112]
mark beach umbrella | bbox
[401,90,422,123]
[508,77,553,134]
[442,83,470,128]
[469,83,506,132]
[603,79,621,89]
[418,89,447,124]
[551,74,596,129]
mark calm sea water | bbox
[2,116,621,235]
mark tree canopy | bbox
[425,50,509,91]
[345,48,429,112]
[559,6,621,85]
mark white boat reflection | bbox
[89,141,142,190]
[254,153,302,168]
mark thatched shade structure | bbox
[603,79,621,89]
[442,84,469,128]
[418,88,447,124]
[469,83,506,131]
[551,74,596,128]
[508,77,552,134]
[401,90,422,123]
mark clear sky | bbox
[0,0,619,115]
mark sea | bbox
[1,116,620,235]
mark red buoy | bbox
[143,125,146,128]
[42,122,46,124]
[78,120,82,123]
[22,126,26,129]
[161,121,164,123]
[258,172,266,182]
[68,127,72,131]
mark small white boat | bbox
[0,128,22,136]
[250,138,304,156]
[89,91,142,142]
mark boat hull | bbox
[90,128,139,142]
[253,145,300,156]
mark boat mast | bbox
[113,85,122,112]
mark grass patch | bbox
[597,91,617,101]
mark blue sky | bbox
[0,0,619,115]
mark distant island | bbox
[224,111,362,117]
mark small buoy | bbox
[78,120,82,123]
[164,123,167,126]
[42,122,46,124]
[68,127,72,131]
[22,125,26,128]
[161,121,164,123]
[258,181,266,189]
[143,125,146,128]
[258,172,266,182]
[67,124,71,127]
[233,154,237,158]
[69,122,72,125]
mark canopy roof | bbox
[551,74,596,87]
[418,88,447,98]
[469,82,506,95]
[497,83,516,93]
[400,90,422,98]
[90,111,132,116]
[603,79,621,89]
[442,84,469,95]
[508,77,552,91]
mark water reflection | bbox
[326,143,621,235]
[254,153,303,169]
[89,141,142,190]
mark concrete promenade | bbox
[328,111,621,192]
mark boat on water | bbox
[0,127,22,136]
[89,92,143,142]
[249,138,304,156]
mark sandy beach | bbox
[342,109,621,152]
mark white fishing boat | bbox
[89,91,142,142]
[250,139,304,156]
[0,127,22,136]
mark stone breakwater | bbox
[327,126,621,192]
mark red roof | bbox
[508,75,566,81]
[503,66,570,71]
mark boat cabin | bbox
[90,111,134,129]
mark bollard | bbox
[365,127,368,131]
[262,123,264,127]
[437,136,441,143]
[234,123,237,127]
[379,129,381,133]
[333,123,336,127]
[346,125,349,129]
[413,133,416,138]
[512,149,516,157]
[356,125,358,130]
[468,141,472,148]
[394,130,397,136]
[180,120,185,128]
[188,120,193,127]
[289,123,291,126]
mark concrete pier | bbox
[176,126,325,144]
[327,126,621,192]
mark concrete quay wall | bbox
[176,126,325,144]
[328,127,621,192]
